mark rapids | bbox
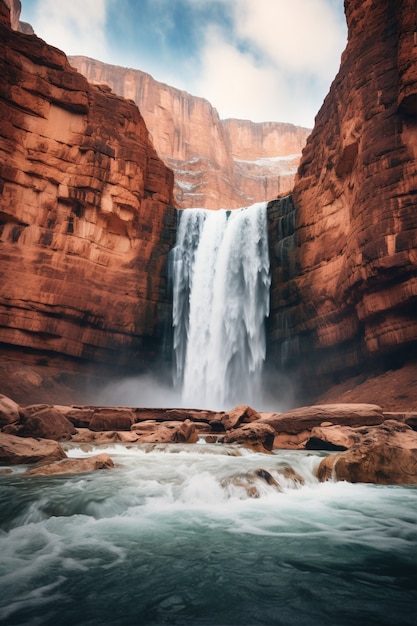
[1,444,416,626]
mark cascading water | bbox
[172,202,271,410]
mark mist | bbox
[86,364,295,414]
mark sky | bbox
[19,0,347,128]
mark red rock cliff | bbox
[0,0,176,369]
[68,56,310,210]
[267,0,417,394]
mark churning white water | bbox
[172,202,270,410]
[1,445,416,626]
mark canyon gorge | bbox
[1,3,416,623]
[68,56,310,211]
[0,0,416,408]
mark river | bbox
[1,442,416,626]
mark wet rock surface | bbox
[315,420,417,485]
[23,453,115,476]
[0,432,66,465]
[1,391,416,484]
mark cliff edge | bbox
[68,56,310,210]
[0,0,176,377]
[267,0,417,399]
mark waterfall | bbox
[172,202,270,410]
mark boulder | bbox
[171,419,199,444]
[212,405,261,431]
[65,407,96,428]
[0,394,20,427]
[0,432,66,465]
[89,409,136,432]
[275,465,305,488]
[221,423,276,453]
[272,430,312,450]
[306,425,365,451]
[17,406,76,441]
[221,468,282,498]
[315,420,417,485]
[137,419,199,444]
[24,453,115,476]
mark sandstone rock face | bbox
[68,56,310,210]
[3,0,19,30]
[0,1,176,369]
[267,0,417,395]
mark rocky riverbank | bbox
[1,394,416,485]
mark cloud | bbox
[32,0,109,60]
[194,27,287,120]
[23,0,347,127]
[191,0,347,126]
[233,0,346,78]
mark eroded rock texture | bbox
[68,56,310,210]
[267,0,417,394]
[0,1,176,369]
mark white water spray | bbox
[172,202,270,410]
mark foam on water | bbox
[1,446,416,626]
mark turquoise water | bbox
[0,444,416,626]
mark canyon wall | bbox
[68,56,310,210]
[267,0,417,396]
[0,0,176,371]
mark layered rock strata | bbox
[0,0,176,369]
[68,56,310,210]
[267,0,417,394]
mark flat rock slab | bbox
[259,403,385,435]
[24,453,115,476]
[70,429,140,444]
[0,432,66,465]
